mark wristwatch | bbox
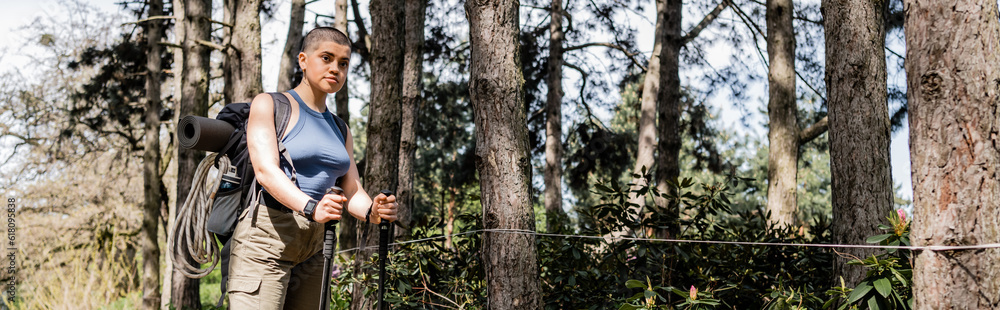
[300,199,318,222]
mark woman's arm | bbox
[340,127,397,224]
[246,93,343,222]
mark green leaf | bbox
[618,304,641,310]
[643,289,656,299]
[866,234,893,244]
[890,268,909,286]
[868,296,881,310]
[626,279,645,289]
[873,277,892,297]
[596,183,613,193]
[847,281,873,304]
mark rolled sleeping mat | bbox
[178,116,236,152]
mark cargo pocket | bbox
[228,275,262,295]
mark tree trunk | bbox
[141,0,164,308]
[163,1,184,305]
[277,0,306,91]
[654,0,682,239]
[466,1,543,309]
[335,0,351,122]
[822,0,893,288]
[334,0,357,253]
[350,0,403,308]
[397,0,426,239]
[627,0,664,212]
[444,189,456,250]
[905,0,1000,308]
[224,0,263,102]
[765,0,798,228]
[173,0,212,308]
[544,0,565,232]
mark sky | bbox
[0,0,913,203]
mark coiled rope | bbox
[168,153,229,278]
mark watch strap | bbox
[302,199,318,222]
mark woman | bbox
[228,26,397,309]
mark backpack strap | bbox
[331,114,349,145]
[268,92,297,183]
[242,93,299,215]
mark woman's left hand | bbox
[371,193,398,224]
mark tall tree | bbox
[627,0,664,211]
[905,0,1000,307]
[351,0,403,308]
[141,1,165,308]
[397,0,427,239]
[765,0,799,227]
[616,0,728,239]
[173,0,212,308]
[277,0,306,91]
[163,0,184,304]
[653,0,683,239]
[335,0,357,252]
[467,0,544,308]
[224,0,263,102]
[822,0,893,287]
[653,0,728,239]
[334,0,350,122]
[544,0,565,231]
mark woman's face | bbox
[298,41,350,94]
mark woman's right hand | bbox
[313,193,346,223]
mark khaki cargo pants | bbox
[228,202,327,309]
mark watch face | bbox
[302,199,318,220]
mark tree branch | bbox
[207,18,234,29]
[121,15,175,26]
[564,42,646,72]
[563,62,610,132]
[682,0,730,45]
[196,39,225,51]
[350,0,371,62]
[159,41,183,49]
[798,116,828,145]
[731,1,826,102]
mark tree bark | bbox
[466,1,543,309]
[277,0,306,91]
[334,0,357,253]
[444,189,457,249]
[765,0,799,227]
[627,0,664,213]
[822,0,893,288]
[224,0,263,103]
[905,0,1000,308]
[654,0,682,239]
[141,0,164,308]
[173,0,212,308]
[163,1,185,305]
[397,0,426,239]
[334,0,350,122]
[544,0,565,232]
[823,0,892,287]
[350,0,403,308]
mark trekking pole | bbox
[319,186,343,310]
[376,189,393,310]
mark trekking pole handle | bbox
[323,186,343,258]
[377,189,393,310]
[320,185,343,310]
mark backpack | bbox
[207,92,348,241]
[207,92,348,306]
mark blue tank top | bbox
[279,90,350,200]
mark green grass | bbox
[199,263,225,309]
[98,292,140,310]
